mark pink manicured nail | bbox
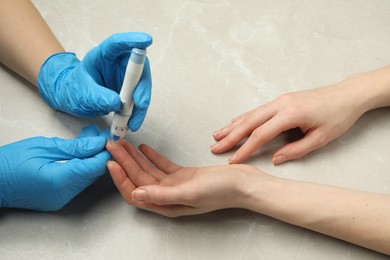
[213,129,223,138]
[228,154,237,164]
[108,140,119,146]
[210,142,220,150]
[106,160,113,167]
[132,189,147,201]
[272,155,286,165]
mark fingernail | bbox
[108,140,119,146]
[210,142,220,150]
[213,129,222,138]
[132,189,147,201]
[228,154,237,164]
[273,155,286,165]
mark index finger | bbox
[106,140,158,186]
[107,160,137,203]
[229,114,298,163]
[119,140,167,180]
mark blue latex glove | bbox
[0,125,110,211]
[38,32,153,131]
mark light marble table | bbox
[1,0,390,259]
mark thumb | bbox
[100,32,153,59]
[272,130,326,164]
[46,150,110,199]
[63,150,111,180]
[73,66,121,116]
[132,186,184,205]
[87,84,122,115]
[78,124,101,138]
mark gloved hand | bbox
[38,32,153,131]
[0,124,110,211]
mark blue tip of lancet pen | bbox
[110,135,120,142]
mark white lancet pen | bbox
[110,48,147,141]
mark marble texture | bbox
[1,0,390,259]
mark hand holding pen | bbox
[38,32,153,132]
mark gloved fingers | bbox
[78,124,101,138]
[78,126,110,148]
[128,108,148,132]
[100,32,153,60]
[85,83,121,116]
[45,150,110,196]
[99,129,111,139]
[46,136,107,160]
[98,128,112,161]
[128,58,152,131]
[70,65,122,117]
[65,150,110,180]
[133,58,152,104]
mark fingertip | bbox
[273,136,318,164]
[134,32,153,47]
[107,139,120,147]
[106,160,114,168]
[137,143,151,155]
[100,129,111,139]
[106,160,119,173]
[77,136,107,155]
[89,85,121,115]
[272,155,286,165]
[78,124,100,138]
[209,142,220,152]
[132,189,147,201]
[105,139,121,154]
[128,121,142,132]
[228,153,239,164]
[104,91,122,112]
[128,109,147,132]
[212,129,223,140]
[138,143,147,150]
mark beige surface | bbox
[1,0,390,259]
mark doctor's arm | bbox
[0,0,153,130]
[0,0,63,84]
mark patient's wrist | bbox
[343,66,390,113]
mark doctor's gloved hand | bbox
[38,32,153,131]
[0,125,110,211]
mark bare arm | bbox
[243,175,390,254]
[106,140,390,255]
[0,0,64,85]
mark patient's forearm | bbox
[243,175,390,254]
[342,66,390,113]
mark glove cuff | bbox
[37,52,80,110]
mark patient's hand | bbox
[106,140,266,217]
[211,80,369,164]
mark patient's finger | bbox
[138,144,182,174]
[107,160,136,201]
[106,140,158,186]
[119,140,166,180]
